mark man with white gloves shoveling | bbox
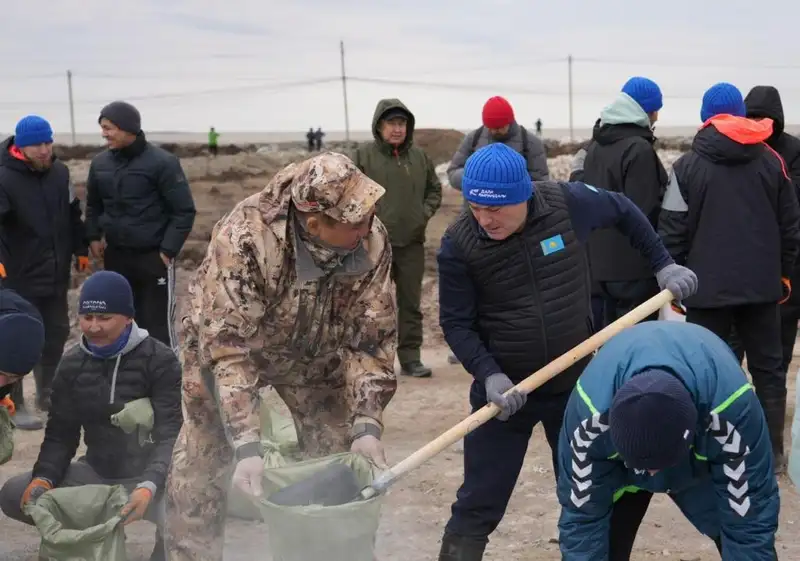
[436,142,697,560]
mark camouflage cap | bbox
[290,152,385,224]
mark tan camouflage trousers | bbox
[163,366,352,561]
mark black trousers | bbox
[599,278,660,327]
[104,246,177,350]
[687,304,786,455]
[729,301,800,375]
[444,382,570,539]
[9,291,70,408]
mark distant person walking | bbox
[306,127,315,152]
[86,101,196,351]
[0,115,88,430]
[314,127,325,151]
[354,98,442,378]
[535,118,543,137]
[207,127,219,157]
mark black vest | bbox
[448,182,592,394]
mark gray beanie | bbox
[99,101,141,134]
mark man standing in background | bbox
[354,98,442,378]
[0,115,88,430]
[207,127,219,157]
[580,77,668,328]
[86,101,196,351]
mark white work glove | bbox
[232,456,264,497]
[351,435,388,469]
[485,373,526,421]
[655,263,698,302]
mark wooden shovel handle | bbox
[363,288,675,499]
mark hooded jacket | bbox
[32,324,183,491]
[446,122,550,192]
[0,137,87,298]
[745,86,800,305]
[352,99,442,247]
[557,321,778,561]
[658,115,800,308]
[581,93,668,282]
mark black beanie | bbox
[609,369,698,471]
[79,271,135,317]
[0,289,45,376]
[99,101,141,134]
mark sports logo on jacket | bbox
[569,412,610,508]
[708,412,752,517]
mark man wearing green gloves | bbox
[354,99,442,377]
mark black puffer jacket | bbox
[85,133,196,258]
[32,324,182,489]
[745,86,800,305]
[0,137,86,298]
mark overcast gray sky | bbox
[1,0,798,135]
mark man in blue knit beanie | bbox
[435,142,698,560]
[570,76,669,332]
[659,81,800,474]
[557,321,779,560]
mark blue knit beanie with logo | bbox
[701,82,746,122]
[79,271,135,317]
[621,77,663,114]
[14,115,53,148]
[462,143,533,206]
[609,369,698,471]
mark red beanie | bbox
[482,96,515,129]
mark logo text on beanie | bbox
[81,300,108,312]
[467,189,506,200]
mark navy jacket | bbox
[438,181,672,383]
[557,322,779,561]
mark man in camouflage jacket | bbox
[163,152,398,561]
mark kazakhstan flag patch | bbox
[540,234,565,256]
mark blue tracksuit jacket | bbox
[557,321,779,561]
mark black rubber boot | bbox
[10,381,43,431]
[401,361,432,378]
[149,530,166,561]
[437,533,488,561]
[765,397,787,474]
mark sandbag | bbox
[790,367,800,489]
[110,397,154,447]
[24,484,129,561]
[227,404,300,520]
[256,452,384,561]
[0,404,13,465]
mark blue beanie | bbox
[79,271,135,317]
[609,369,698,470]
[14,115,53,148]
[462,143,532,206]
[701,82,746,122]
[0,290,45,376]
[621,77,663,114]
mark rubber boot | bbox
[762,396,787,474]
[437,533,487,561]
[10,381,43,431]
[33,366,51,412]
[149,530,166,561]
[401,361,432,378]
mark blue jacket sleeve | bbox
[562,181,673,273]
[557,388,626,561]
[437,233,502,383]
[707,387,779,560]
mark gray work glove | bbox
[656,263,698,302]
[485,373,526,421]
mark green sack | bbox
[110,397,154,447]
[0,404,14,465]
[256,453,384,561]
[227,405,301,520]
[24,484,129,561]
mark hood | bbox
[80,322,149,358]
[693,115,773,165]
[599,93,652,129]
[745,85,785,139]
[371,98,415,152]
[0,136,57,174]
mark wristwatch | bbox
[349,422,381,442]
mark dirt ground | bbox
[1,151,799,560]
